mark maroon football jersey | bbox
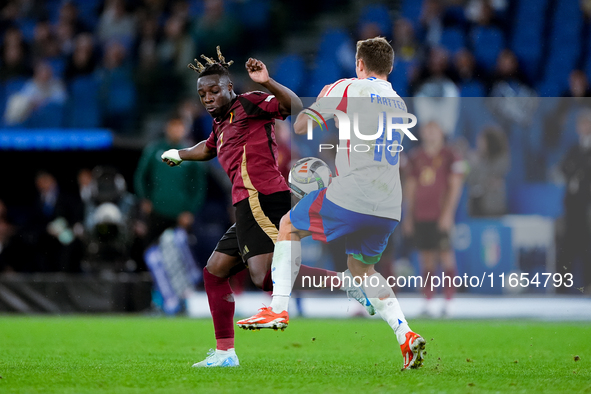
[205,91,290,205]
[407,146,463,222]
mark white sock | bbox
[269,240,301,313]
[365,272,411,345]
[216,348,235,355]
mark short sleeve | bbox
[306,79,353,119]
[205,130,217,151]
[239,91,284,120]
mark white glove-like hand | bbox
[161,149,183,166]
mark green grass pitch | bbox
[1,316,589,393]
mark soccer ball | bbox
[288,157,333,200]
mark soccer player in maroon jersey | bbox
[403,121,465,317]
[161,47,343,367]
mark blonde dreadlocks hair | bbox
[188,46,234,77]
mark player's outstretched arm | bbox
[293,83,332,134]
[245,58,303,117]
[161,140,216,166]
[293,112,309,135]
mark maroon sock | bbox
[443,269,457,300]
[423,270,435,299]
[203,267,235,350]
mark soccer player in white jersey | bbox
[238,37,426,370]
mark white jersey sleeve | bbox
[305,78,357,119]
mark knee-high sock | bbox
[269,240,301,313]
[365,272,411,345]
[422,270,435,299]
[263,265,340,292]
[443,269,457,300]
[203,267,235,351]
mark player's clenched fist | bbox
[245,58,269,84]
[161,149,183,166]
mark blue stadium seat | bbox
[390,78,407,98]
[317,29,353,63]
[553,0,582,22]
[71,0,102,29]
[235,0,271,29]
[512,0,549,26]
[16,18,37,43]
[444,5,468,28]
[401,0,423,29]
[510,0,548,80]
[106,78,136,115]
[188,1,206,17]
[471,26,505,71]
[306,59,342,97]
[0,82,5,121]
[440,28,466,54]
[545,46,579,78]
[45,0,62,25]
[460,81,486,97]
[47,57,67,79]
[4,77,28,98]
[536,79,562,97]
[358,4,392,36]
[584,22,591,76]
[513,41,543,81]
[273,54,306,96]
[100,68,136,130]
[67,75,101,128]
[309,29,355,96]
[25,102,65,128]
[390,59,413,98]
[539,0,582,96]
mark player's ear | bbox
[357,58,366,74]
[355,58,365,78]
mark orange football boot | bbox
[400,331,426,370]
[237,307,289,331]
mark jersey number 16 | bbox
[373,116,402,165]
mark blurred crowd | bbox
[3,0,591,131]
[0,0,315,131]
